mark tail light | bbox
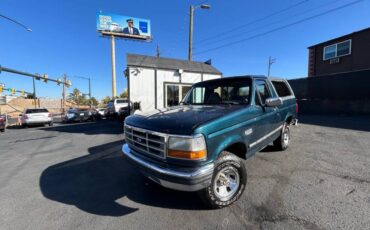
[296,100,299,114]
[23,114,29,119]
[48,113,52,117]
[0,117,3,122]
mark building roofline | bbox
[308,26,370,49]
[126,53,222,75]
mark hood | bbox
[125,105,243,135]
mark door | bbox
[248,79,277,152]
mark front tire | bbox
[273,122,290,151]
[199,151,247,209]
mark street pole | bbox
[32,76,37,108]
[88,77,91,108]
[188,6,194,61]
[62,74,66,114]
[268,56,276,77]
[111,35,117,98]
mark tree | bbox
[67,88,89,106]
[119,88,128,99]
[102,96,112,105]
[90,97,98,106]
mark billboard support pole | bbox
[111,35,117,98]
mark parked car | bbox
[20,108,53,127]
[122,76,298,208]
[0,114,7,132]
[107,98,131,119]
[63,109,100,123]
[96,108,107,118]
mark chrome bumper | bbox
[122,144,214,192]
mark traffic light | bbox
[43,74,48,83]
[11,88,16,94]
[66,80,72,88]
[8,88,11,93]
[0,86,3,93]
[56,79,61,86]
[35,74,41,81]
[21,90,25,96]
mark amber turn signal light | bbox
[167,149,206,160]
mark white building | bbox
[126,54,222,113]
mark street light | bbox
[0,14,32,32]
[188,4,211,61]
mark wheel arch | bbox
[212,135,247,160]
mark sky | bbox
[0,0,369,100]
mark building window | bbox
[165,84,192,107]
[323,39,351,60]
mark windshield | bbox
[182,78,251,105]
[25,109,49,113]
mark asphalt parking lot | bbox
[0,116,369,230]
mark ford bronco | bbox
[122,76,297,208]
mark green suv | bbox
[122,76,297,208]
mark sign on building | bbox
[96,13,151,40]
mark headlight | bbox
[167,134,207,160]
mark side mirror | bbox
[265,97,282,107]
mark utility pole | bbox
[62,74,66,114]
[111,35,117,98]
[156,44,161,57]
[88,77,91,108]
[188,6,194,61]
[268,56,276,77]
[32,76,37,108]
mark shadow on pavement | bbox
[39,140,206,217]
[39,120,123,135]
[298,114,370,132]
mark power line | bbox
[194,0,310,45]
[194,0,364,56]
[0,13,32,32]
[195,0,343,48]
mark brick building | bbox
[308,27,370,77]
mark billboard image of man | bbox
[123,19,140,35]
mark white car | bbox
[20,108,53,127]
[96,108,107,117]
[107,99,131,117]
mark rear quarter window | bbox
[272,81,292,97]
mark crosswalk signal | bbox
[43,74,48,83]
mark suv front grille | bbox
[124,125,166,159]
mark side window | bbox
[272,81,292,97]
[255,80,271,105]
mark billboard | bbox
[96,13,151,40]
